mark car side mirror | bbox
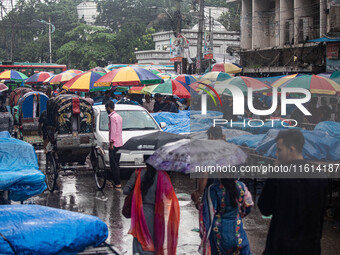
[160,122,167,128]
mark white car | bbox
[93,104,165,169]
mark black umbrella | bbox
[118,131,187,155]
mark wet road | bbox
[21,149,340,254]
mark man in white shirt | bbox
[142,94,154,112]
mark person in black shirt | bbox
[102,90,112,105]
[161,96,179,113]
[319,97,332,121]
[258,129,328,255]
[153,93,165,112]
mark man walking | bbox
[258,129,328,255]
[105,101,123,189]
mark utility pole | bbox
[175,0,182,37]
[209,8,212,72]
[48,17,52,63]
[196,0,204,74]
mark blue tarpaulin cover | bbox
[314,121,340,139]
[256,130,340,161]
[228,134,266,148]
[0,205,108,254]
[0,131,11,138]
[0,138,46,201]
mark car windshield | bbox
[99,110,159,131]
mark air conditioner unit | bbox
[284,20,294,45]
[298,17,313,43]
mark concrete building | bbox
[135,7,241,70]
[236,0,340,74]
[76,1,98,25]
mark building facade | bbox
[135,7,241,70]
[236,0,340,75]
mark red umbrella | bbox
[0,83,8,92]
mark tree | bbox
[218,2,241,32]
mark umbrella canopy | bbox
[88,67,110,73]
[146,139,247,173]
[201,71,232,82]
[141,79,194,98]
[214,76,271,94]
[62,71,107,92]
[273,74,340,95]
[94,66,163,87]
[25,72,54,85]
[44,72,78,85]
[129,86,144,94]
[189,79,215,92]
[64,69,83,74]
[0,83,8,92]
[158,72,176,80]
[330,71,340,84]
[175,74,197,85]
[0,70,28,81]
[211,63,243,74]
[271,74,303,88]
[118,131,186,155]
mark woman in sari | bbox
[199,179,254,255]
[123,163,180,255]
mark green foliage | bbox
[218,2,241,32]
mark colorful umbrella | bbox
[64,69,83,74]
[146,139,247,174]
[129,86,144,94]
[88,67,110,73]
[0,83,8,92]
[25,72,54,85]
[141,79,193,98]
[330,71,340,84]
[175,74,197,85]
[211,63,243,74]
[62,71,107,92]
[94,66,163,87]
[271,74,304,88]
[106,64,129,70]
[273,75,340,95]
[44,72,78,85]
[214,76,271,94]
[0,70,28,81]
[201,71,232,82]
[189,79,215,92]
[157,72,176,80]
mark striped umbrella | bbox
[25,72,54,85]
[211,63,242,74]
[88,67,110,73]
[214,76,271,94]
[157,72,176,80]
[64,69,83,74]
[271,74,303,88]
[94,66,163,87]
[189,79,215,92]
[62,71,107,92]
[0,70,28,81]
[273,74,340,95]
[141,79,193,98]
[44,72,78,85]
[175,74,197,85]
[201,71,232,82]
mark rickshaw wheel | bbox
[45,152,58,192]
[92,150,107,190]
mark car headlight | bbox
[102,142,109,150]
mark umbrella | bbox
[330,71,340,84]
[118,131,186,155]
[0,83,8,92]
[213,76,271,94]
[141,79,194,98]
[62,71,107,92]
[64,69,83,74]
[129,86,144,94]
[106,64,129,70]
[175,74,197,85]
[44,72,78,85]
[273,74,340,95]
[94,66,163,87]
[158,72,176,80]
[211,63,243,74]
[0,70,28,81]
[88,67,110,73]
[271,74,304,88]
[146,139,247,173]
[25,72,54,85]
[201,71,232,82]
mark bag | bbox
[122,192,133,218]
[122,169,140,218]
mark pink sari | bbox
[128,170,180,255]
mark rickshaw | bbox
[12,90,48,145]
[45,94,107,192]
